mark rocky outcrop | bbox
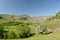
[53,28,60,33]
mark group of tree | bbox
[0,21,31,39]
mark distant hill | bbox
[0,14,32,22]
[0,14,52,23]
[32,16,52,22]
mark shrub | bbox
[8,31,18,39]
[0,22,31,39]
[0,25,8,39]
[39,25,48,35]
[18,25,30,38]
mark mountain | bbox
[0,14,32,22]
[32,16,52,22]
[0,14,52,23]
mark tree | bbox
[55,12,60,19]
[0,25,8,39]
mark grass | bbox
[0,33,60,40]
[43,19,60,30]
[20,33,60,40]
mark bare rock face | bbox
[53,28,60,33]
[47,28,53,33]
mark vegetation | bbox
[20,33,60,40]
[39,25,48,35]
[0,12,60,40]
[0,21,32,39]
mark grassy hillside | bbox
[3,33,60,40]
[42,12,60,30]
[21,33,60,40]
[0,12,60,40]
[44,19,60,30]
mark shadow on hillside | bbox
[20,33,35,39]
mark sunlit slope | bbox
[43,12,60,30]
[0,14,32,22]
[20,33,60,40]
[44,19,60,30]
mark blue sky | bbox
[0,0,60,16]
